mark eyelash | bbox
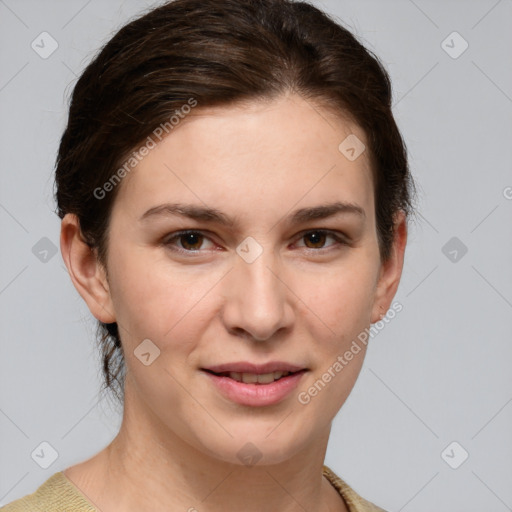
[162,229,349,256]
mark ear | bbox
[60,213,116,324]
[370,210,407,323]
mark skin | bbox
[60,92,407,512]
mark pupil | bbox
[182,233,202,250]
[306,232,325,248]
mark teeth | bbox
[227,371,290,383]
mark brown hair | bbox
[55,0,416,405]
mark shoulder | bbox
[1,472,96,512]
[323,465,388,512]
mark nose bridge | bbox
[222,238,292,340]
[241,248,280,299]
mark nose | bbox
[221,247,295,342]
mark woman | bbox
[1,0,414,510]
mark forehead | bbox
[113,93,374,225]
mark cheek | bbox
[106,248,231,366]
[292,253,377,403]
[302,258,378,337]
[106,250,193,342]
[295,267,374,419]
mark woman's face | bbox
[98,93,402,465]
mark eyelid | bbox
[293,228,349,246]
[292,231,350,255]
[162,228,349,255]
[162,229,218,253]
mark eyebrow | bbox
[139,201,366,227]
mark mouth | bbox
[201,366,308,406]
[202,368,305,384]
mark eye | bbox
[163,230,216,254]
[294,230,348,251]
[162,229,348,256]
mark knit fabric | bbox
[322,465,387,512]
[1,471,95,512]
[1,465,387,511]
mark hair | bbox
[54,0,416,406]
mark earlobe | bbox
[60,213,116,324]
[370,211,407,323]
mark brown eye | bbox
[296,230,347,251]
[177,232,204,251]
[303,231,328,249]
[163,230,215,253]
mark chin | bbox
[194,419,317,467]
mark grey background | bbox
[1,0,511,510]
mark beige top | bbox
[1,465,386,511]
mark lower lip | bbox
[202,370,307,407]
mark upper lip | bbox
[203,361,307,374]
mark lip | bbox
[203,361,306,374]
[202,369,307,407]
